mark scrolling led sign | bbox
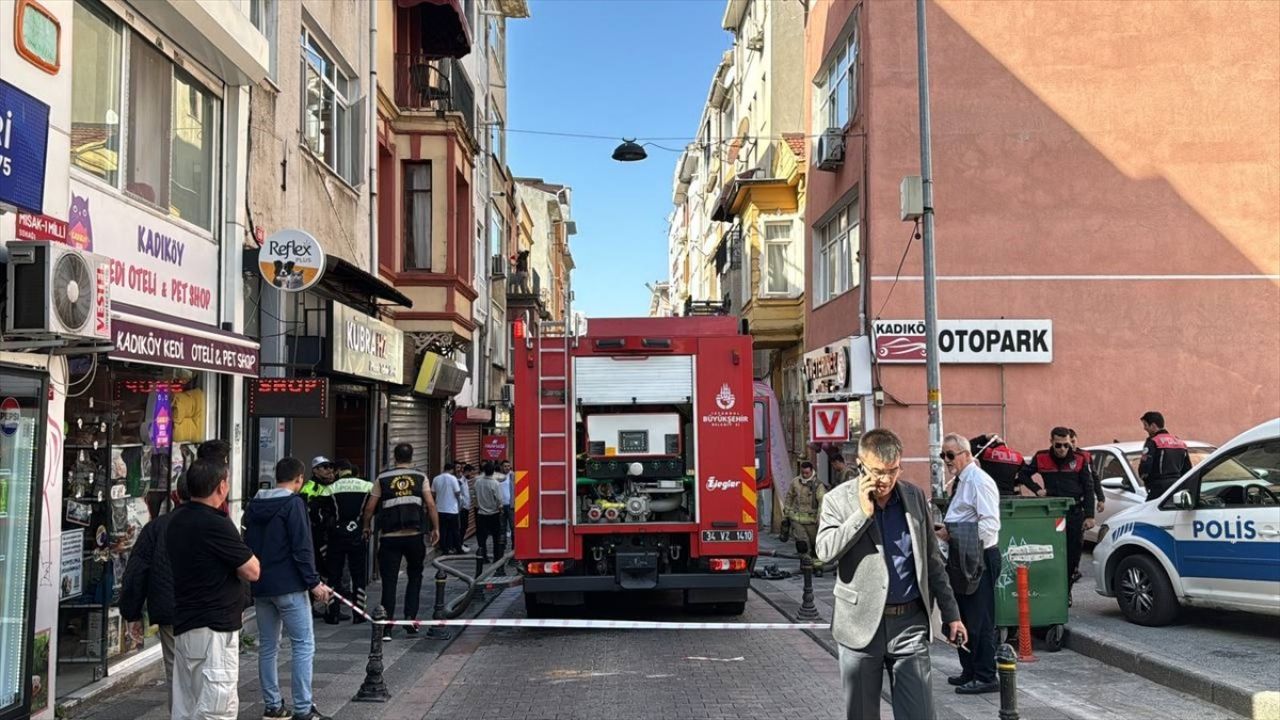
[248,378,329,418]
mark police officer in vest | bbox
[1018,427,1095,604]
[970,435,1037,496]
[324,460,373,625]
[1138,411,1193,499]
[361,444,441,640]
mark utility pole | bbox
[916,0,945,498]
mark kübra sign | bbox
[330,302,405,384]
[873,319,1053,364]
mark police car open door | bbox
[1171,437,1280,611]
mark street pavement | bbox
[1073,550,1280,719]
[68,535,1253,720]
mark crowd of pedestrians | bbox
[119,436,517,719]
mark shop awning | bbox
[108,303,260,377]
[242,249,412,310]
[397,0,472,59]
[413,351,468,397]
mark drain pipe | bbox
[368,0,379,275]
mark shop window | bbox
[57,360,211,696]
[301,27,364,186]
[403,162,432,270]
[69,0,122,185]
[69,0,222,232]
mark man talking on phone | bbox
[816,428,965,720]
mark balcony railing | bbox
[394,54,475,138]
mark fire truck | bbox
[512,314,761,615]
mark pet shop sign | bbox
[68,178,219,325]
[259,229,326,292]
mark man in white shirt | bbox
[431,462,463,554]
[939,432,1002,695]
[499,459,514,540]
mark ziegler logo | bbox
[715,383,735,410]
[706,475,741,491]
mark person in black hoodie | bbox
[243,458,333,720]
[120,476,190,713]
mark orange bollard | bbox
[1016,564,1037,663]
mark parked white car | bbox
[1093,419,1280,626]
[1083,440,1216,543]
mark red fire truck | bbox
[512,315,760,615]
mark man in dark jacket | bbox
[243,457,333,720]
[1019,427,1096,604]
[120,478,189,712]
[1138,411,1193,499]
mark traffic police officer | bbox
[1019,427,1095,603]
[324,460,373,624]
[301,456,337,614]
[1138,411,1193,499]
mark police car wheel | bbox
[1115,554,1178,626]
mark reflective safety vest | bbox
[331,476,374,540]
[375,467,427,534]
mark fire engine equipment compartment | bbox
[578,410,695,524]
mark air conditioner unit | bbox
[5,241,112,341]
[500,383,514,404]
[491,254,508,278]
[746,29,765,51]
[816,128,846,171]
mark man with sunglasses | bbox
[1019,427,1096,603]
[938,434,1001,695]
[816,428,964,719]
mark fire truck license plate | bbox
[702,530,754,543]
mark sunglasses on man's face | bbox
[940,451,959,461]
[1052,442,1072,449]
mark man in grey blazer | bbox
[816,428,967,720]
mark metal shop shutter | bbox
[387,393,433,472]
[574,356,694,405]
[452,423,483,539]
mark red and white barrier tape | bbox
[330,590,830,631]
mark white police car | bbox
[1094,418,1280,626]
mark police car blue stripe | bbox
[1130,523,1280,583]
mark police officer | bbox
[301,456,337,614]
[361,444,440,640]
[1019,427,1095,603]
[970,435,1037,496]
[784,461,826,576]
[1068,429,1105,515]
[324,460,372,625]
[1138,411,1193,499]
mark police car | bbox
[1093,418,1280,626]
[1083,439,1217,543]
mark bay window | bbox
[69,0,221,232]
[763,219,800,296]
[404,162,432,270]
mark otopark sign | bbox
[873,319,1053,364]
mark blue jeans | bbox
[255,591,315,713]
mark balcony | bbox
[507,268,551,319]
[394,54,475,138]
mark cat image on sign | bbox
[68,194,95,251]
[271,260,305,290]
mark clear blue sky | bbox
[507,0,731,317]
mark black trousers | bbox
[438,512,462,554]
[956,546,1002,684]
[1065,506,1085,582]
[377,534,425,620]
[475,513,505,562]
[325,537,368,621]
[838,604,934,719]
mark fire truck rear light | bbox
[709,558,747,572]
[526,561,565,575]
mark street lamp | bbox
[611,138,648,162]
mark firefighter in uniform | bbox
[784,461,826,575]
[970,435,1037,496]
[1138,411,1193,499]
[324,460,373,625]
[830,453,857,489]
[1018,427,1095,604]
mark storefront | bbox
[385,351,469,475]
[53,313,257,697]
[802,335,874,483]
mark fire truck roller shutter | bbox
[575,356,694,404]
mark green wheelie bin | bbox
[994,497,1073,651]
